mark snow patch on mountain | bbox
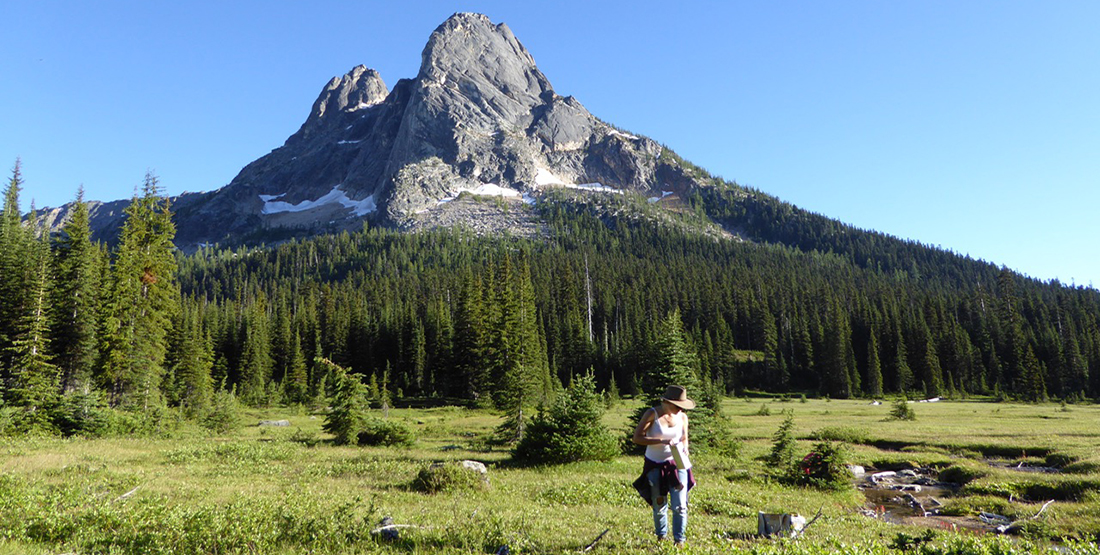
[437,183,523,205]
[260,187,376,216]
[608,129,640,141]
[535,167,566,186]
[648,190,674,203]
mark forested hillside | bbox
[3,161,1099,435]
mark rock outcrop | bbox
[45,13,708,250]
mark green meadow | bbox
[2,398,1100,554]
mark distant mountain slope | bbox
[40,13,690,250]
[31,12,1069,301]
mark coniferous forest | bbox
[3,160,1100,436]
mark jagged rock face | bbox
[53,12,704,250]
[294,65,389,142]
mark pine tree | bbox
[913,321,944,398]
[49,189,103,394]
[238,298,273,405]
[892,325,913,393]
[284,332,309,405]
[9,230,59,424]
[643,309,699,397]
[820,298,852,399]
[320,358,370,445]
[172,306,214,417]
[1017,345,1048,402]
[451,272,487,400]
[0,159,35,390]
[492,254,548,442]
[98,173,179,410]
[865,329,884,397]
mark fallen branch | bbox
[579,528,610,552]
[370,523,425,534]
[113,486,141,503]
[789,507,824,540]
[998,500,1054,534]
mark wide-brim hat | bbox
[661,385,696,410]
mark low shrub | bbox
[939,463,991,486]
[1063,460,1100,474]
[410,462,489,494]
[288,428,322,448]
[870,456,920,471]
[1044,452,1077,468]
[810,426,870,444]
[357,416,415,447]
[794,441,849,489]
[1018,478,1100,502]
[203,389,242,434]
[766,411,796,470]
[514,373,618,465]
[48,390,113,437]
[889,398,916,421]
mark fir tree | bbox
[320,358,370,445]
[643,309,699,397]
[98,173,179,410]
[238,298,273,405]
[283,332,310,404]
[0,159,34,388]
[865,329,884,397]
[171,306,214,417]
[49,189,103,393]
[9,231,59,424]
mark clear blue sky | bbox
[2,1,1098,287]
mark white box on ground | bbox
[757,512,806,537]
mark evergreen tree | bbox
[820,298,852,399]
[1017,345,1048,402]
[98,173,179,410]
[320,358,370,445]
[238,297,273,405]
[283,332,310,404]
[643,309,699,397]
[171,306,214,417]
[891,325,913,393]
[451,272,487,400]
[913,321,944,398]
[0,159,34,389]
[49,189,103,393]
[865,329,884,397]
[8,231,59,424]
[512,372,618,464]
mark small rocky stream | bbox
[853,463,1058,534]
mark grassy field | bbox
[2,397,1100,554]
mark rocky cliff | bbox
[41,13,710,250]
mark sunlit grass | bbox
[1,397,1098,553]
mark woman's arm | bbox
[632,408,668,446]
[680,413,689,451]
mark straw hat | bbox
[660,385,696,410]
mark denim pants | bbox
[646,466,688,542]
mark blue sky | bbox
[2,1,1098,287]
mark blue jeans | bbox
[646,467,688,542]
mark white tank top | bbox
[644,409,684,462]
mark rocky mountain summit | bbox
[40,13,709,250]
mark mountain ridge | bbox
[39,12,696,250]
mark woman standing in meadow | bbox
[632,385,696,547]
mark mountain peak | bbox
[64,13,681,250]
[295,65,388,140]
[418,12,550,104]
